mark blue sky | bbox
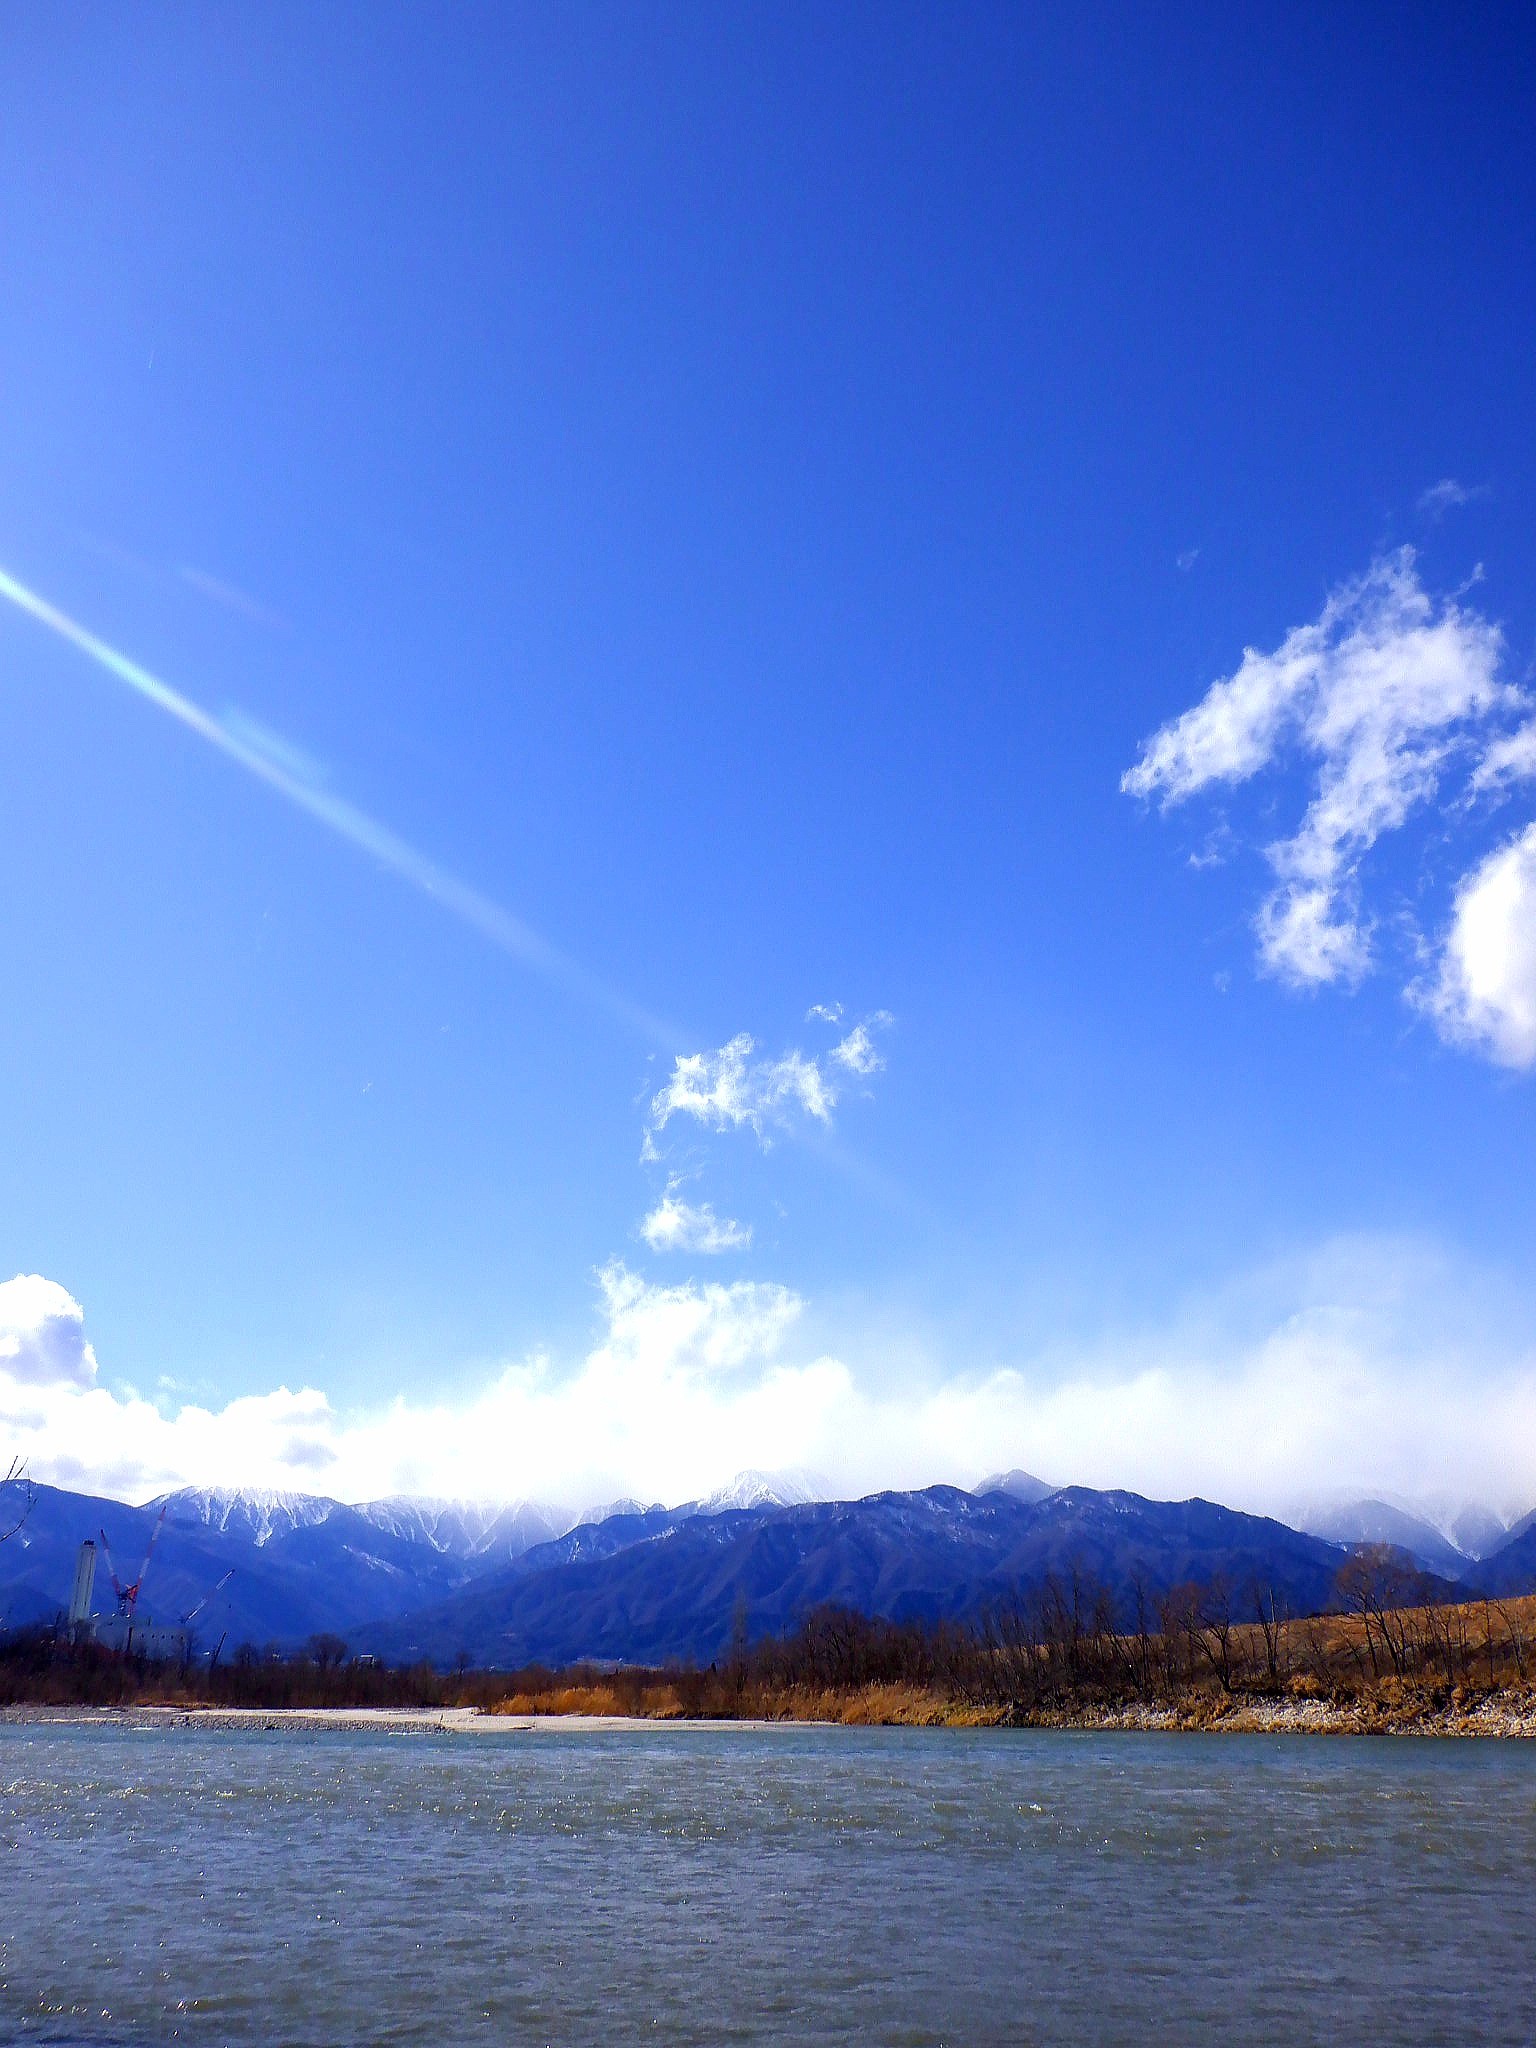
[2,6,1534,1511]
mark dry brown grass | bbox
[478,1590,1536,1733]
[485,1676,1005,1726]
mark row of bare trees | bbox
[1332,1545,1530,1687]
[715,1552,1536,1714]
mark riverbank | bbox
[485,1679,1536,1737]
[8,1585,1536,1735]
[8,1684,1536,1737]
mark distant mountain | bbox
[1458,1506,1536,1597]
[155,1485,344,1548]
[6,1472,1522,1671]
[975,1469,1056,1506]
[575,1497,665,1528]
[351,1496,566,1565]
[1448,1503,1514,1560]
[697,1469,823,1513]
[1292,1498,1470,1578]
[363,1483,1369,1670]
[518,1502,698,1574]
[155,1485,567,1565]
[0,1481,569,1649]
[1286,1493,1533,1572]
[0,1482,307,1643]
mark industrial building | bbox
[65,1534,193,1663]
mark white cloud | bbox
[1417,478,1486,520]
[8,1241,1536,1517]
[830,1013,892,1076]
[0,1276,99,1389]
[1420,824,1536,1068]
[1255,884,1371,987]
[1472,718,1536,797]
[649,1014,892,1144]
[650,1033,834,1139]
[640,1192,752,1255]
[1124,548,1527,997]
[806,1001,843,1024]
[0,1264,814,1506]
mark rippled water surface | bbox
[3,1718,1534,2045]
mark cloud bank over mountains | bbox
[1124,547,1536,1065]
[5,1244,1535,1519]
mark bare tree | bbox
[1493,1599,1530,1684]
[1,1455,35,1543]
[1250,1580,1288,1690]
[1195,1577,1237,1693]
[1335,1546,1425,1678]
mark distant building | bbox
[85,1611,191,1661]
[64,1539,189,1662]
[67,1539,96,1629]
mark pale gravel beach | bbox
[9,1696,1536,1737]
[1,1703,794,1735]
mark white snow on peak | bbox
[353,1496,568,1559]
[697,1469,823,1514]
[1284,1488,1523,1563]
[575,1497,664,1529]
[153,1485,341,1547]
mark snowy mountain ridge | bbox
[695,1468,824,1513]
[154,1485,343,1548]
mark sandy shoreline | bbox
[6,1697,1536,1737]
[0,1704,796,1735]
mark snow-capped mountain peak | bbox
[697,1469,823,1514]
[152,1485,341,1548]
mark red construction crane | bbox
[98,1501,169,1619]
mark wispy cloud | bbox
[1417,477,1487,520]
[1124,549,1535,1043]
[640,1191,752,1255]
[1471,718,1536,798]
[648,1012,891,1146]
[0,564,674,1047]
[829,1014,892,1075]
[650,1033,836,1141]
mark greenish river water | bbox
[2,1718,1533,2045]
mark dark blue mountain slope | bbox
[0,1481,552,1648]
[1467,1524,1536,1599]
[364,1484,1372,1670]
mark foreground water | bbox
[2,1719,1534,2046]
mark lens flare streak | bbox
[0,562,674,1045]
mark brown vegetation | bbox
[484,1558,1536,1735]
[0,1629,455,1712]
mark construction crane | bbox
[98,1501,169,1620]
[183,1568,234,1627]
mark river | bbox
[2,1717,1532,2044]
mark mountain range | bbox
[1,1469,1531,1669]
